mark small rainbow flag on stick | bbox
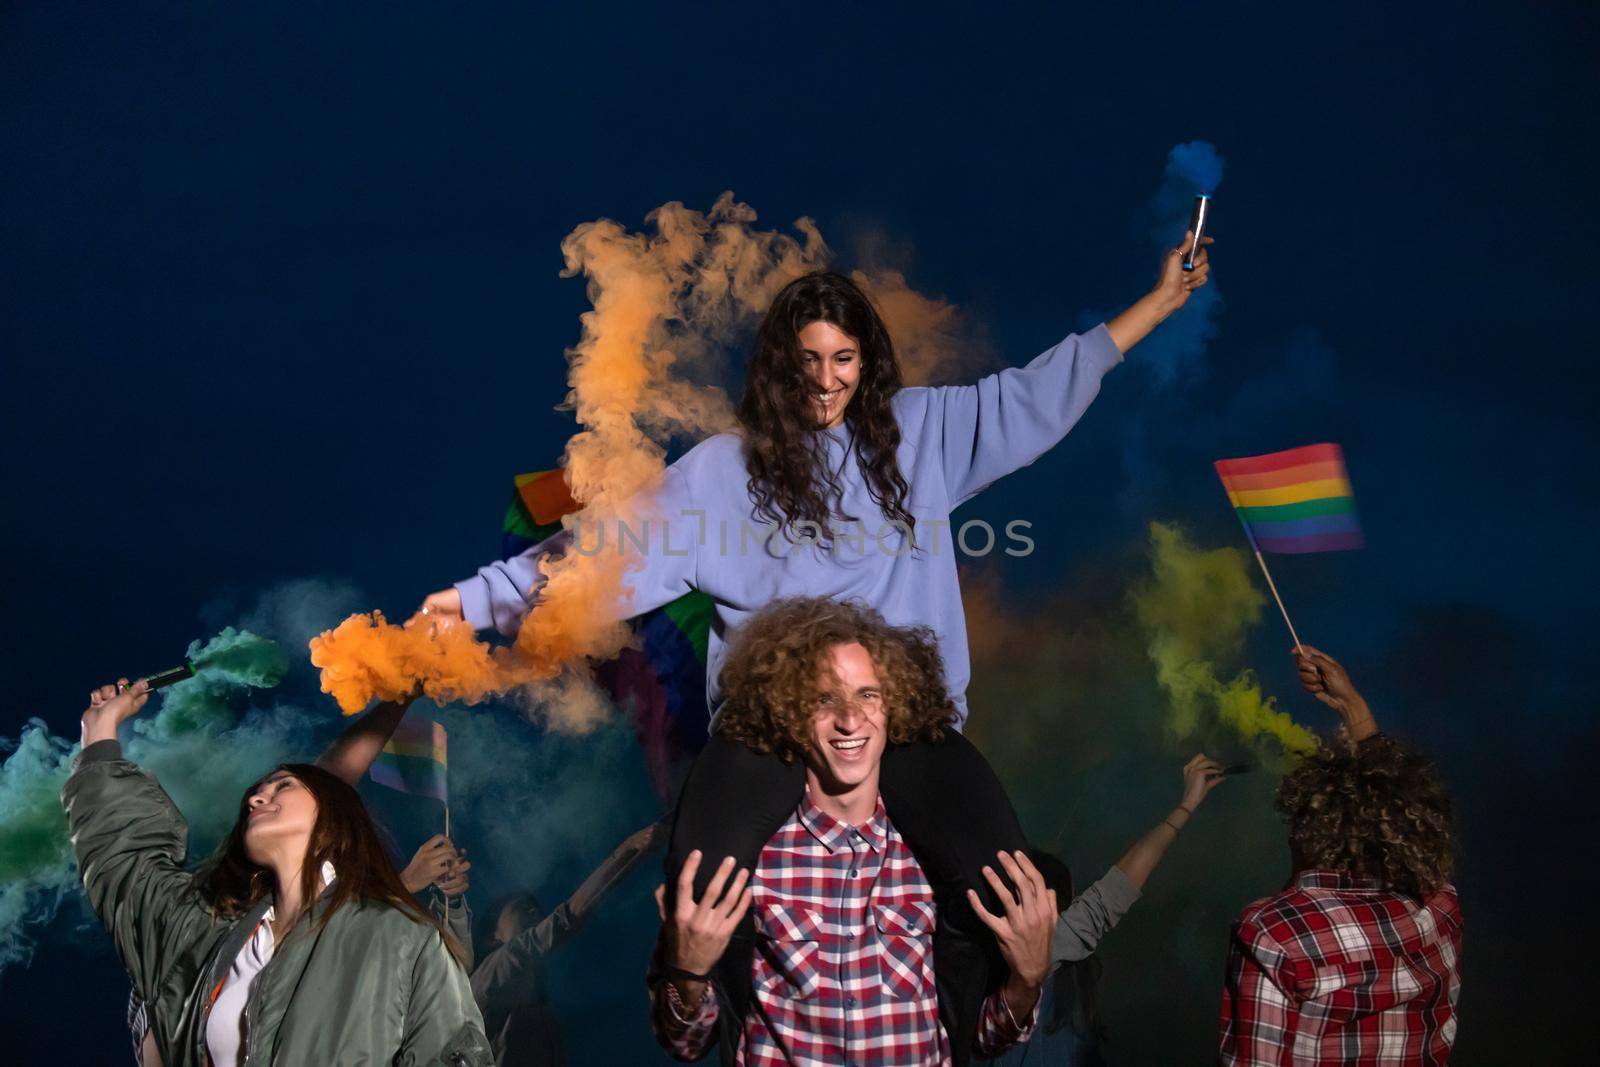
[1214,442,1363,554]
[1213,443,1363,651]
[371,712,449,808]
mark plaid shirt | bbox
[1219,870,1462,1066]
[652,793,1034,1065]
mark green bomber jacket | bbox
[63,740,494,1067]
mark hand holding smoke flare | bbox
[1,627,289,971]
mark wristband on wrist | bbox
[663,963,712,984]
[1162,818,1183,833]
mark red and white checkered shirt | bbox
[652,792,1034,1065]
[1219,870,1462,1066]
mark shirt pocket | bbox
[756,902,824,1000]
[874,899,936,1000]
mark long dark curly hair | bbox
[1276,736,1455,900]
[195,763,461,961]
[737,271,914,541]
[715,596,956,762]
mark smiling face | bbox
[802,641,888,817]
[797,319,861,429]
[242,770,319,864]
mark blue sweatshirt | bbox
[456,324,1123,728]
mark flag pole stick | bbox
[444,802,451,840]
[1252,549,1304,654]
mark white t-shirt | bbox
[204,862,335,1067]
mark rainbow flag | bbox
[501,469,579,558]
[1214,443,1363,554]
[500,466,713,798]
[370,714,448,802]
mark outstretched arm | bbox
[1114,753,1225,889]
[418,461,702,636]
[472,821,666,1010]
[931,233,1213,507]
[1052,754,1225,964]
[315,696,414,785]
[562,819,668,932]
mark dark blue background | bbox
[3,3,1594,1062]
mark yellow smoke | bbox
[1130,522,1316,755]
[312,194,972,729]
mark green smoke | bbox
[134,628,290,742]
[0,725,77,969]
[0,628,289,972]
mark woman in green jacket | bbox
[65,678,494,1067]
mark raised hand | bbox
[1154,231,1214,312]
[1292,645,1377,739]
[1180,753,1227,813]
[968,850,1058,1019]
[81,678,151,746]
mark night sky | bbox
[2,4,1595,1063]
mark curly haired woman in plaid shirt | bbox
[1219,647,1462,1066]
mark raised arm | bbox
[931,233,1212,507]
[65,680,224,999]
[315,696,414,785]
[1053,754,1225,964]
[1292,646,1379,743]
[563,818,668,930]
[472,821,666,1016]
[1105,232,1211,354]
[1115,753,1225,889]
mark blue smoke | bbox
[1168,141,1225,195]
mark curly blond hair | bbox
[1276,735,1455,899]
[715,597,956,762]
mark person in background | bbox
[320,695,475,963]
[994,753,1228,1065]
[403,832,475,966]
[1218,647,1462,1066]
[471,821,667,1065]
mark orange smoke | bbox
[311,194,977,728]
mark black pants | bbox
[665,731,1038,1065]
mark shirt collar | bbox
[797,790,888,855]
[1296,868,1383,893]
[264,860,337,922]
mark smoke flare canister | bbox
[1182,194,1211,272]
[117,662,196,693]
